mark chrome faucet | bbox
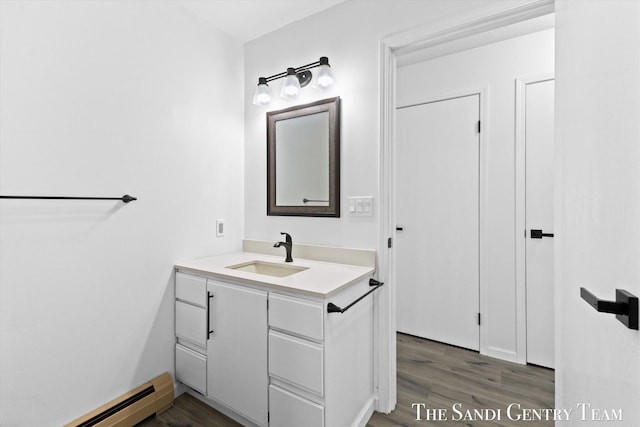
[273,232,293,262]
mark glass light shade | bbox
[312,57,334,90]
[252,78,272,106]
[280,68,301,99]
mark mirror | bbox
[267,97,340,217]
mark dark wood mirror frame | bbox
[267,96,340,217]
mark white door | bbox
[207,280,268,426]
[396,94,480,351]
[524,78,555,368]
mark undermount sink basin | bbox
[226,260,308,278]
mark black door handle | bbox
[396,226,404,231]
[580,288,638,330]
[531,229,554,239]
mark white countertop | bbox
[175,251,375,297]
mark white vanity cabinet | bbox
[174,273,268,426]
[175,272,208,394]
[267,276,375,427]
[175,251,376,427]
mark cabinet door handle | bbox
[207,292,214,338]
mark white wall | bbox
[555,0,640,424]
[396,29,554,360]
[0,1,244,425]
[244,0,516,251]
[244,3,551,409]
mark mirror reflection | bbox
[275,112,329,206]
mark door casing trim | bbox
[515,73,555,364]
[377,0,555,413]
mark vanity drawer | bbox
[176,272,207,307]
[268,293,323,340]
[269,385,324,427]
[175,301,207,347]
[269,330,323,396]
[176,344,206,394]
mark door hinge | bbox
[266,299,269,310]
[268,412,270,422]
[477,120,481,133]
[388,237,393,248]
[478,313,481,325]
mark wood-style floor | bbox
[367,333,554,427]
[138,393,241,427]
[138,333,554,427]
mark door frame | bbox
[377,0,555,413]
[397,88,488,355]
[514,73,555,364]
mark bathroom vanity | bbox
[174,247,377,427]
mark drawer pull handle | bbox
[207,292,214,338]
[327,278,384,314]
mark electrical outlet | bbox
[216,219,225,237]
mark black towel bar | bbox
[327,278,384,314]
[0,194,137,203]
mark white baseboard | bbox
[353,396,377,427]
[486,346,519,363]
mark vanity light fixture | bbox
[252,56,335,106]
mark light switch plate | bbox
[348,196,373,216]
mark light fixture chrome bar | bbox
[253,57,334,106]
[264,71,288,83]
[293,60,322,73]
[263,59,323,83]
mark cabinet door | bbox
[269,330,323,395]
[207,281,268,426]
[175,301,207,347]
[269,385,324,427]
[175,344,206,394]
[175,272,207,307]
[268,293,323,340]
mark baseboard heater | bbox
[65,372,174,427]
